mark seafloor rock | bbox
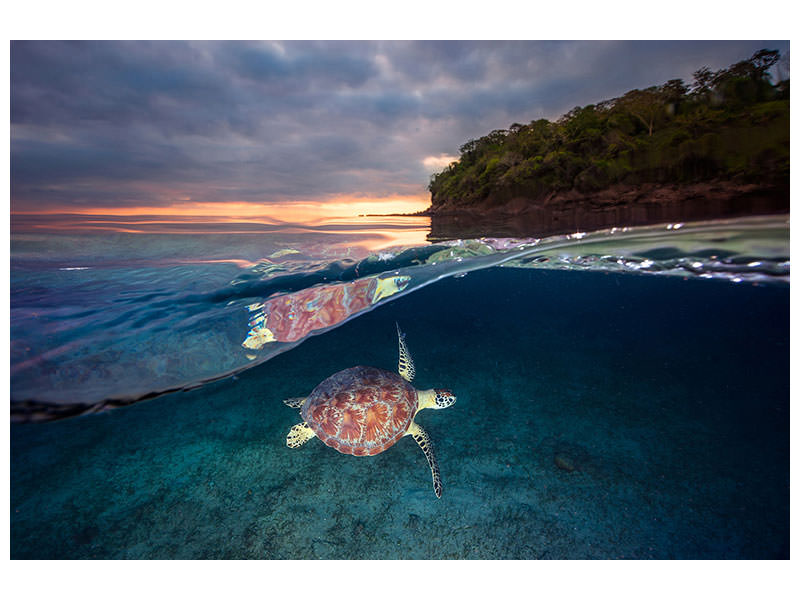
[553,453,577,472]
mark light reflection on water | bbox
[12,212,432,254]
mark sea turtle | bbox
[284,323,456,498]
[243,274,410,349]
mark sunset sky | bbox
[10,40,789,220]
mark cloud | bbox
[10,40,789,213]
[422,154,458,172]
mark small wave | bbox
[10,215,788,420]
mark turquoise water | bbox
[10,214,789,558]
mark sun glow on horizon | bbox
[12,195,431,223]
[11,195,433,252]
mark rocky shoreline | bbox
[418,179,789,240]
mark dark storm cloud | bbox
[228,42,378,88]
[10,40,789,211]
[12,42,229,129]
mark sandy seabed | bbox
[11,268,789,559]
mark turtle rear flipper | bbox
[408,421,442,498]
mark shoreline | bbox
[424,179,789,216]
[370,179,788,240]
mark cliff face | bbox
[424,179,788,240]
[428,179,787,215]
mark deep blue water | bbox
[10,265,789,559]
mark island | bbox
[422,49,789,239]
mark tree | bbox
[660,79,688,102]
[659,79,688,116]
[711,49,782,106]
[691,67,715,97]
[749,49,780,79]
[459,138,480,157]
[618,87,664,136]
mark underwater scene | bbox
[10,214,789,559]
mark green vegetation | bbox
[428,49,789,210]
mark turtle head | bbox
[372,275,411,303]
[417,388,456,411]
[433,389,456,409]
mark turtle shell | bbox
[302,366,417,456]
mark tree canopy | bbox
[428,49,789,210]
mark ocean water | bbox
[10,213,789,559]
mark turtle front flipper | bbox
[396,322,415,383]
[407,421,443,498]
[283,396,306,410]
[287,422,316,448]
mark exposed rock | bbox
[554,454,577,473]
[423,180,788,241]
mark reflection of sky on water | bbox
[11,210,432,254]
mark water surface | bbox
[10,212,789,559]
[10,213,788,417]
